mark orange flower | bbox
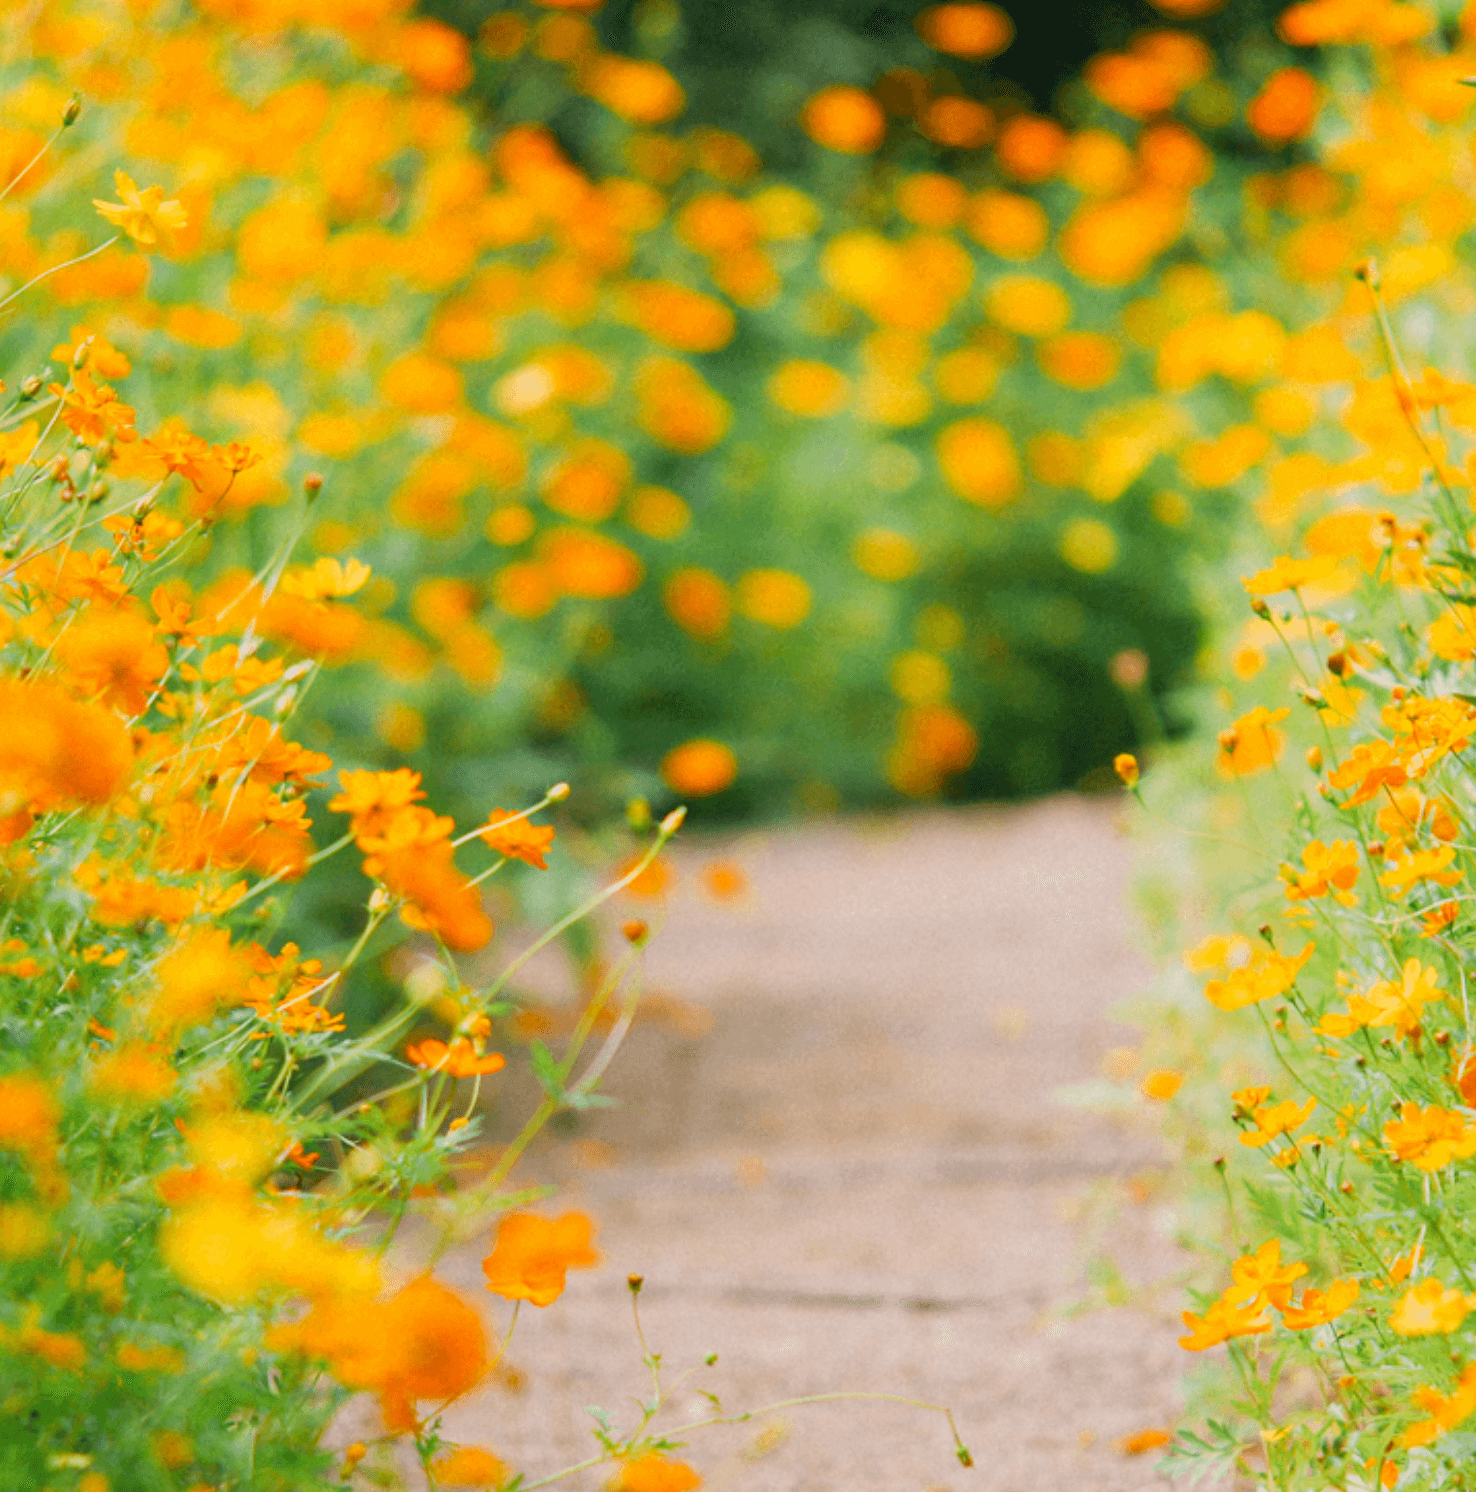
[1203,943,1313,1011]
[1217,706,1288,776]
[1399,1363,1476,1448]
[1247,68,1321,143]
[482,1211,601,1306]
[1391,1278,1474,1336]
[270,1275,489,1432]
[1384,1102,1476,1172]
[915,2,1013,58]
[93,169,187,248]
[1178,1296,1272,1351]
[1280,840,1360,905]
[661,739,737,796]
[801,87,886,154]
[49,369,137,445]
[1222,1240,1306,1308]
[405,1037,505,1078]
[432,1447,509,1487]
[479,809,555,869]
[1280,1279,1359,1329]
[611,1454,702,1492]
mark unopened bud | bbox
[1250,597,1270,619]
[659,806,686,835]
[1218,729,1239,754]
[1368,840,1385,858]
[1298,687,1327,709]
[628,1273,643,1294]
[342,1442,368,1479]
[1353,258,1380,290]
[626,796,651,831]
[62,95,81,127]
[622,919,649,945]
[1340,1180,1354,1195]
[548,781,570,802]
[1326,651,1347,677]
[303,472,324,499]
[72,339,91,370]
[704,1352,718,1366]
[1305,745,1323,772]
[956,1448,974,1468]
[20,375,41,399]
[1113,752,1139,789]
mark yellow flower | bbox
[1239,1096,1316,1148]
[92,170,187,248]
[1280,1279,1359,1329]
[1384,1102,1476,1172]
[1391,1278,1475,1336]
[1203,943,1313,1012]
[1222,1239,1306,1309]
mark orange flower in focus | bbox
[480,809,556,869]
[802,87,886,154]
[1247,68,1321,144]
[93,170,187,248]
[1279,1279,1358,1330]
[612,1454,702,1492]
[1178,1296,1272,1350]
[661,739,737,796]
[482,1211,601,1306]
[405,1037,506,1078]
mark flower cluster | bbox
[1128,224,1476,1487]
[0,152,745,1484]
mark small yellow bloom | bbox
[93,170,188,249]
[1114,752,1139,788]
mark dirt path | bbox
[423,797,1196,1490]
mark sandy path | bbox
[417,797,1195,1490]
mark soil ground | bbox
[375,796,1205,1491]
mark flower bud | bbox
[63,95,82,127]
[303,472,324,499]
[1113,752,1139,789]
[628,1273,643,1293]
[622,919,649,945]
[1305,745,1322,772]
[660,806,687,835]
[548,781,571,802]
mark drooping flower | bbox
[1280,1279,1359,1330]
[479,809,555,869]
